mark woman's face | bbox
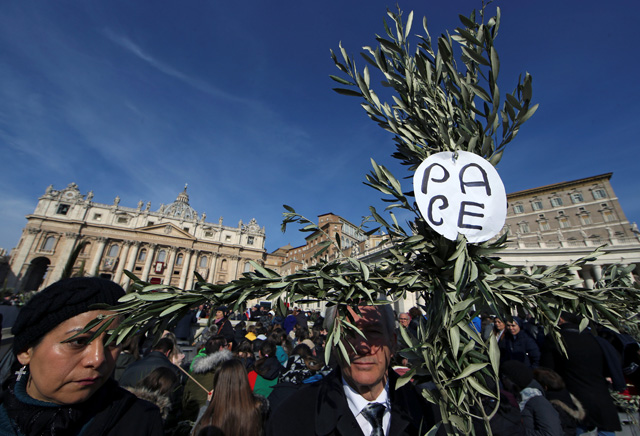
[494,318,505,331]
[17,310,121,405]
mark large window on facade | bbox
[107,245,119,257]
[176,253,183,266]
[559,217,571,228]
[570,193,584,204]
[550,197,563,207]
[539,220,550,231]
[56,204,70,215]
[518,222,530,233]
[220,259,228,271]
[42,236,56,251]
[531,200,543,211]
[138,249,147,262]
[81,242,91,254]
[199,256,208,268]
[603,210,616,222]
[579,214,592,225]
[593,188,607,199]
[157,250,167,262]
[247,236,254,245]
[244,261,252,273]
[513,204,525,214]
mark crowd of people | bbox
[0,276,638,436]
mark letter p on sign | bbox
[413,151,507,243]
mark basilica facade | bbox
[8,183,269,292]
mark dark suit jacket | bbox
[266,367,440,436]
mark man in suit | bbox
[267,303,440,436]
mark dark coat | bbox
[546,389,585,436]
[212,318,235,345]
[0,378,163,436]
[500,331,541,368]
[118,351,179,388]
[283,315,297,335]
[540,323,621,432]
[295,312,308,330]
[113,352,137,382]
[519,380,563,436]
[174,310,197,342]
[266,368,440,436]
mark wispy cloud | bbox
[103,29,252,106]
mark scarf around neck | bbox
[3,375,106,436]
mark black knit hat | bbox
[12,277,125,355]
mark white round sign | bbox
[413,151,506,243]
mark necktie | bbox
[362,402,386,436]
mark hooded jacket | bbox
[181,348,233,421]
[125,386,172,421]
[500,325,541,368]
[248,356,284,398]
[518,379,562,436]
[546,389,585,436]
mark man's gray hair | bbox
[323,303,396,337]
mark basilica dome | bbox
[161,186,198,220]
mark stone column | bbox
[88,237,108,278]
[121,242,141,288]
[141,243,157,281]
[164,248,177,285]
[185,250,200,290]
[50,232,80,284]
[207,253,218,283]
[9,227,41,289]
[572,268,581,281]
[592,264,603,282]
[113,241,131,284]
[581,266,594,289]
[179,249,193,289]
[231,255,240,281]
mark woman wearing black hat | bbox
[0,277,163,436]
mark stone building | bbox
[8,183,268,292]
[498,173,640,287]
[279,212,368,276]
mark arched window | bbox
[244,261,252,273]
[199,256,208,268]
[42,236,56,251]
[107,245,119,257]
[138,249,147,262]
[157,250,167,262]
[176,253,184,266]
[220,259,228,271]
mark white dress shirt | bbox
[342,376,391,436]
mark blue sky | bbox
[1,1,638,253]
